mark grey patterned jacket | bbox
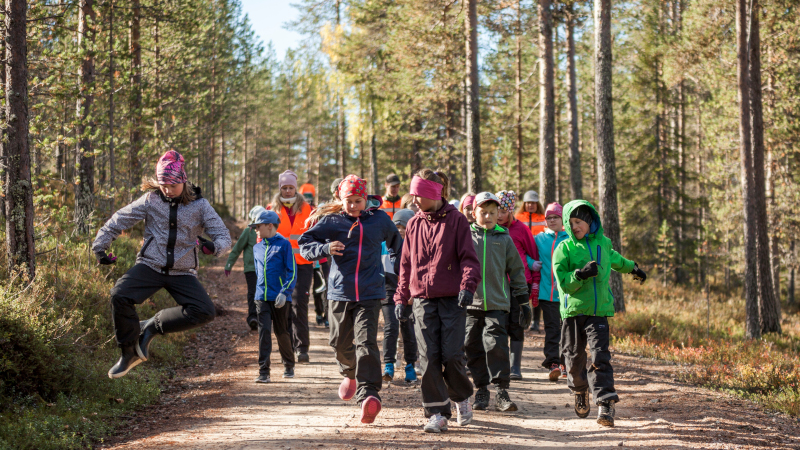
[92,187,232,276]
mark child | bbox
[553,200,647,427]
[299,175,402,424]
[92,150,231,379]
[465,193,529,412]
[251,210,297,383]
[394,169,480,433]
[458,192,476,224]
[380,208,418,383]
[225,205,266,331]
[534,202,570,381]
[495,190,538,380]
[515,190,546,331]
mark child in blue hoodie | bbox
[251,210,297,383]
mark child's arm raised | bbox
[200,200,232,256]
[92,193,150,257]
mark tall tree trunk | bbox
[766,41,781,307]
[129,0,142,192]
[108,0,115,190]
[75,0,97,235]
[748,1,780,333]
[538,0,555,205]
[0,16,5,224]
[465,0,482,193]
[594,0,624,312]
[369,100,379,195]
[220,129,226,205]
[566,4,582,200]
[737,0,760,339]
[515,0,524,192]
[336,0,346,178]
[4,0,35,277]
[790,240,796,307]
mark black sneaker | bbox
[283,366,295,378]
[597,401,615,427]
[248,319,258,331]
[316,314,325,326]
[472,386,490,411]
[108,344,144,379]
[495,387,518,412]
[296,352,310,364]
[574,391,590,418]
[255,374,271,383]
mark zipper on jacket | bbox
[482,228,488,310]
[586,237,598,315]
[355,221,363,301]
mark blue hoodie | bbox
[534,227,570,302]
[253,233,297,302]
[299,209,402,302]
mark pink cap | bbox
[545,202,563,218]
[278,170,298,189]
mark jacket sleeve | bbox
[225,230,249,271]
[506,237,529,299]
[522,228,541,284]
[281,241,298,295]
[298,218,331,262]
[553,241,587,295]
[393,220,414,305]
[201,200,232,256]
[92,193,150,254]
[384,215,403,276]
[456,216,481,294]
[609,239,636,274]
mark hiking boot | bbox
[360,396,382,424]
[255,374,271,383]
[456,398,473,426]
[108,344,144,379]
[509,340,523,380]
[296,352,310,364]
[472,386,490,411]
[495,387,518,412]
[138,318,160,361]
[283,366,294,378]
[574,391,590,418]
[383,363,394,382]
[324,318,329,328]
[548,363,562,382]
[597,401,615,427]
[404,363,417,382]
[423,414,448,433]
[316,314,325,326]
[338,377,357,401]
[247,319,258,331]
[529,320,540,332]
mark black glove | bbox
[96,251,117,265]
[395,303,406,323]
[575,261,598,280]
[631,263,647,284]
[457,290,474,308]
[515,294,533,329]
[197,236,215,255]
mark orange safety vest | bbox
[380,198,403,220]
[515,211,547,236]
[276,203,313,265]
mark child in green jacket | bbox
[553,200,646,428]
[225,205,266,330]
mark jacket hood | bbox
[471,223,508,236]
[416,201,458,222]
[562,200,603,242]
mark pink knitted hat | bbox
[278,170,298,189]
[156,150,187,185]
[545,202,563,218]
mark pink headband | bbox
[462,196,476,209]
[409,176,442,200]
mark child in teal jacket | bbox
[553,200,646,428]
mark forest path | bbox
[97,256,800,450]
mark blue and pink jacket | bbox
[534,228,569,302]
[299,209,402,302]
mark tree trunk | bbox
[566,4,582,200]
[515,0,524,192]
[465,0,482,193]
[369,100,379,195]
[736,0,760,339]
[594,0,624,312]
[4,0,35,278]
[129,0,142,191]
[790,240,796,307]
[220,129,226,205]
[538,0,556,205]
[766,40,781,307]
[75,0,97,235]
[0,16,5,224]
[108,0,115,190]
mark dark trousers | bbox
[533,304,542,323]
[507,295,525,342]
[244,271,258,324]
[255,300,295,375]
[312,261,330,318]
[380,303,417,364]
[290,263,314,353]
[329,299,382,403]
[465,309,511,389]
[110,264,215,347]
[561,316,619,404]
[540,300,563,368]
[413,297,473,419]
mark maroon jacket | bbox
[394,202,481,305]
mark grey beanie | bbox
[523,190,539,203]
[392,209,415,228]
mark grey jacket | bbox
[92,188,231,276]
[469,224,528,312]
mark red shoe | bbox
[339,377,357,401]
[360,396,382,424]
[548,363,562,382]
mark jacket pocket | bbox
[139,237,154,258]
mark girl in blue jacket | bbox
[298,175,402,425]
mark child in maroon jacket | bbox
[394,169,481,434]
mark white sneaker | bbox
[456,398,473,426]
[423,413,448,433]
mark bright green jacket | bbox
[225,227,258,273]
[468,224,528,312]
[553,200,635,319]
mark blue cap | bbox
[249,210,280,228]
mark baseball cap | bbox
[523,190,540,203]
[249,210,280,228]
[473,192,501,208]
[385,174,401,186]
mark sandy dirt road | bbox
[98,256,800,450]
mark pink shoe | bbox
[338,377,357,401]
[360,396,382,424]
